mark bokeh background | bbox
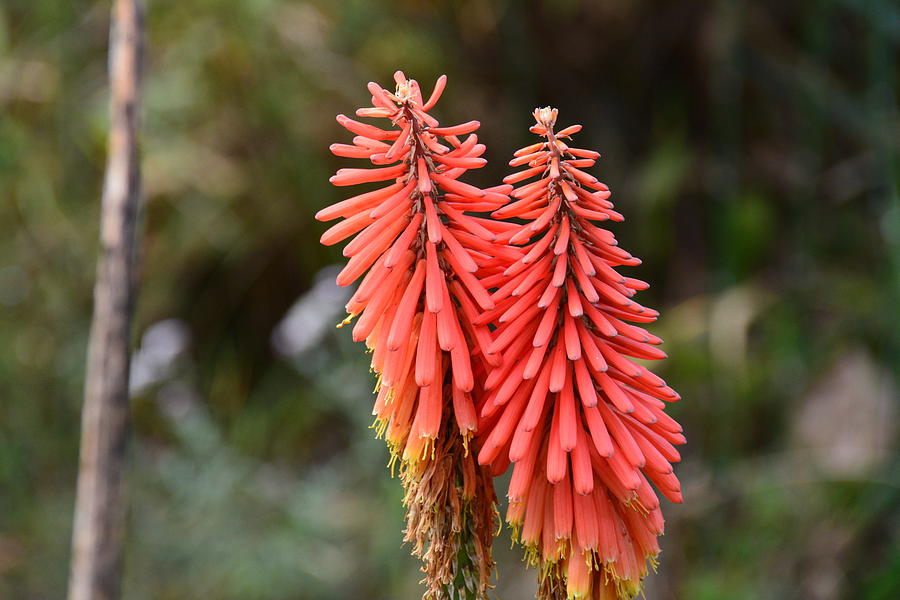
[2,1,898,598]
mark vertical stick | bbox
[68,2,143,600]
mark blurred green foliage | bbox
[1,1,898,599]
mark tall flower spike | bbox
[319,71,512,600]
[475,108,685,600]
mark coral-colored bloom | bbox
[320,71,510,461]
[476,108,685,600]
[320,72,510,599]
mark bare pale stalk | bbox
[68,2,143,599]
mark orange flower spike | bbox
[477,108,684,600]
[322,72,507,449]
[321,73,509,600]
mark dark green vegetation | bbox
[0,1,897,598]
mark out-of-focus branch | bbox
[68,2,143,600]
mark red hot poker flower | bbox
[475,108,685,600]
[319,72,510,599]
[320,71,510,462]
